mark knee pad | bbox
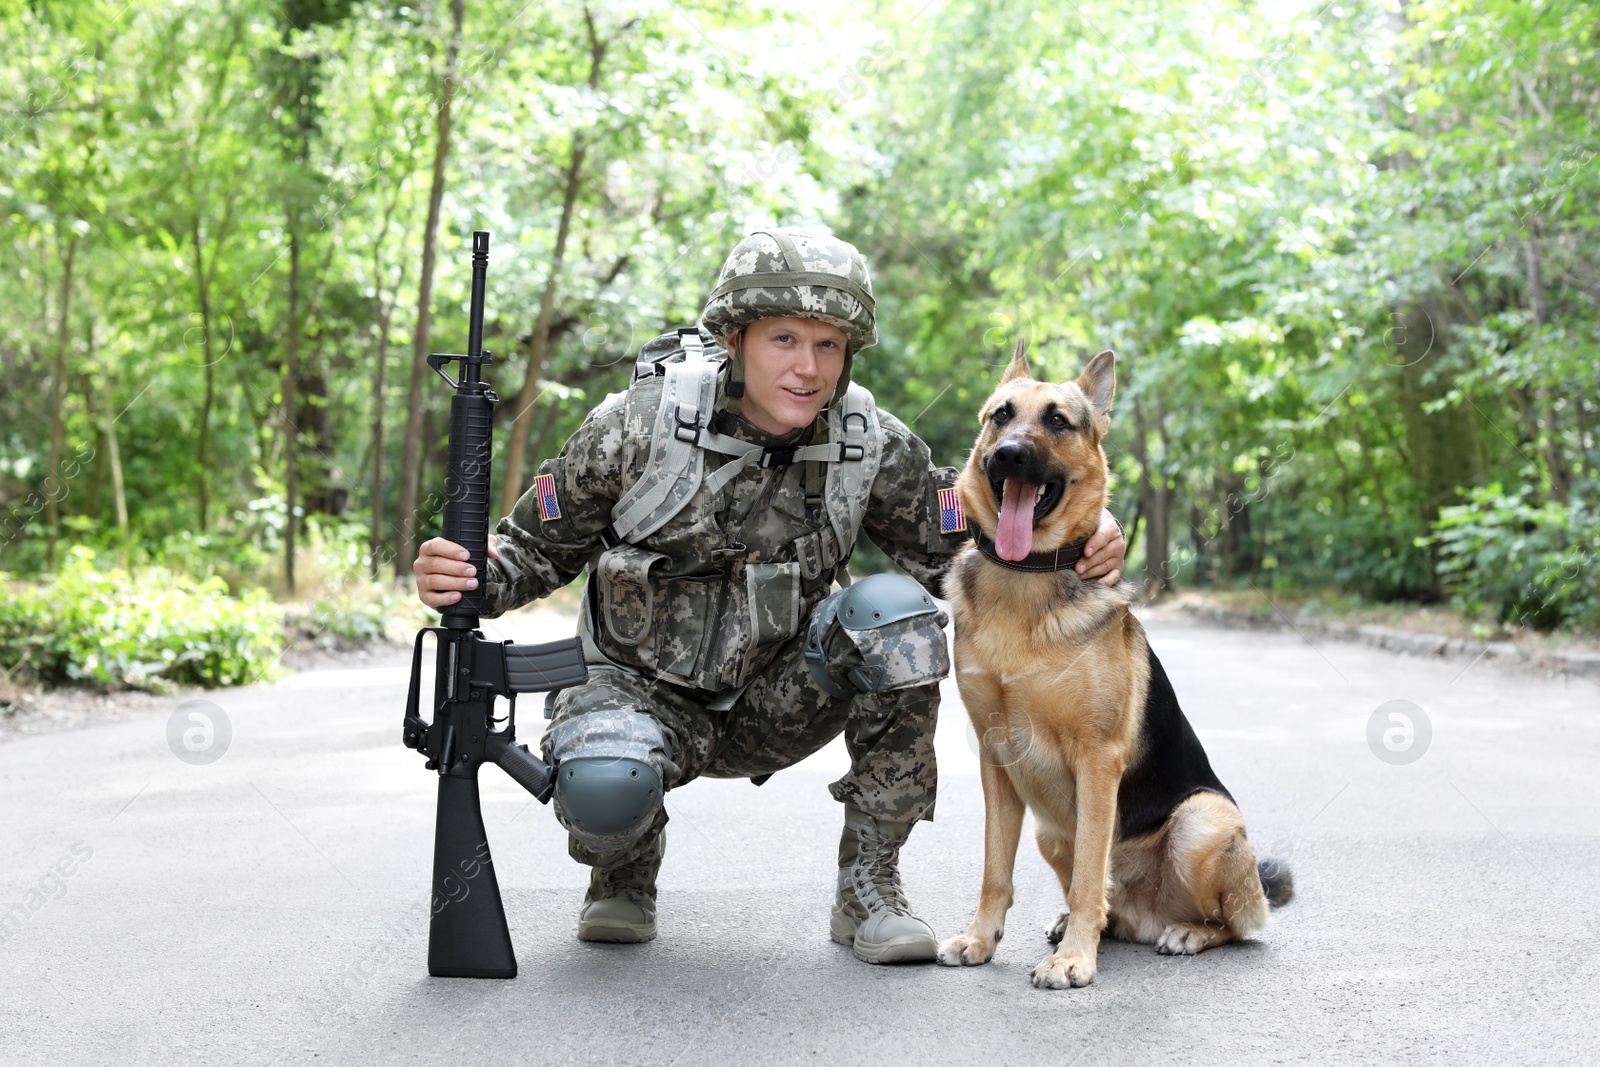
[805,573,950,698]
[548,709,667,854]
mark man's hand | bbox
[1075,508,1125,587]
[413,534,501,609]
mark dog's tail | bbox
[1257,857,1294,909]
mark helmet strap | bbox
[831,351,854,404]
[712,328,745,430]
[727,329,746,400]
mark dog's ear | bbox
[1001,338,1033,383]
[1077,349,1116,425]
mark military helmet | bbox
[699,229,877,355]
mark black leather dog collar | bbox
[973,530,1093,573]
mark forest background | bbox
[2,0,1597,691]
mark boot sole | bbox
[578,917,656,943]
[830,905,936,964]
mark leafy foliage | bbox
[0,548,284,689]
[1429,485,1600,632]
[2,0,1597,650]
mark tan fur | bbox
[937,343,1270,988]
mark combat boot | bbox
[830,804,938,963]
[578,833,663,943]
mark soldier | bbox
[413,229,1126,964]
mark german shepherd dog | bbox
[936,343,1292,989]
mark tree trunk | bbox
[1132,397,1172,594]
[524,374,565,473]
[107,403,128,543]
[1574,394,1595,482]
[370,307,392,579]
[1394,301,1471,523]
[1216,470,1251,583]
[283,214,302,596]
[499,141,585,517]
[45,228,79,571]
[1524,224,1571,503]
[396,0,464,577]
[1324,432,1355,511]
[1146,477,1171,593]
[1347,398,1390,521]
[82,369,102,520]
[296,363,330,515]
[369,198,404,580]
[1122,499,1143,561]
[191,214,218,531]
[101,350,129,562]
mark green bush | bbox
[0,547,285,690]
[287,579,432,646]
[1427,484,1599,633]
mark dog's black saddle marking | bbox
[1115,646,1234,842]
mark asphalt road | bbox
[3,605,1597,1065]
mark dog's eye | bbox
[991,405,1012,426]
[1048,412,1074,430]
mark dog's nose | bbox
[992,441,1032,474]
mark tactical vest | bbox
[577,327,884,694]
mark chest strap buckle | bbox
[760,445,799,468]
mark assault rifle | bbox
[401,230,588,979]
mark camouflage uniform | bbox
[482,231,962,970]
[478,229,974,958]
[484,389,965,867]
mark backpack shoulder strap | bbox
[609,360,883,553]
[633,326,715,380]
[609,359,721,543]
[823,383,883,566]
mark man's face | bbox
[732,316,848,434]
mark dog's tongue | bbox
[995,479,1037,561]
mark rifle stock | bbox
[402,231,587,979]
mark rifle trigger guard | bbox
[402,628,439,753]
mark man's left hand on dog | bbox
[1077,509,1125,586]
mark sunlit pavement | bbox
[3,606,1597,1065]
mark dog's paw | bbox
[937,932,998,967]
[1045,911,1070,945]
[1030,952,1096,989]
[1155,923,1215,956]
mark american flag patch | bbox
[938,487,966,533]
[535,473,561,521]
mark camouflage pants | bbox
[540,621,940,870]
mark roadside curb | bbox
[1166,602,1600,681]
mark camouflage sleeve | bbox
[859,408,968,598]
[481,390,628,618]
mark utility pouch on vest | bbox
[593,544,720,686]
[596,544,670,646]
[791,525,845,584]
[607,559,805,695]
[747,561,802,649]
